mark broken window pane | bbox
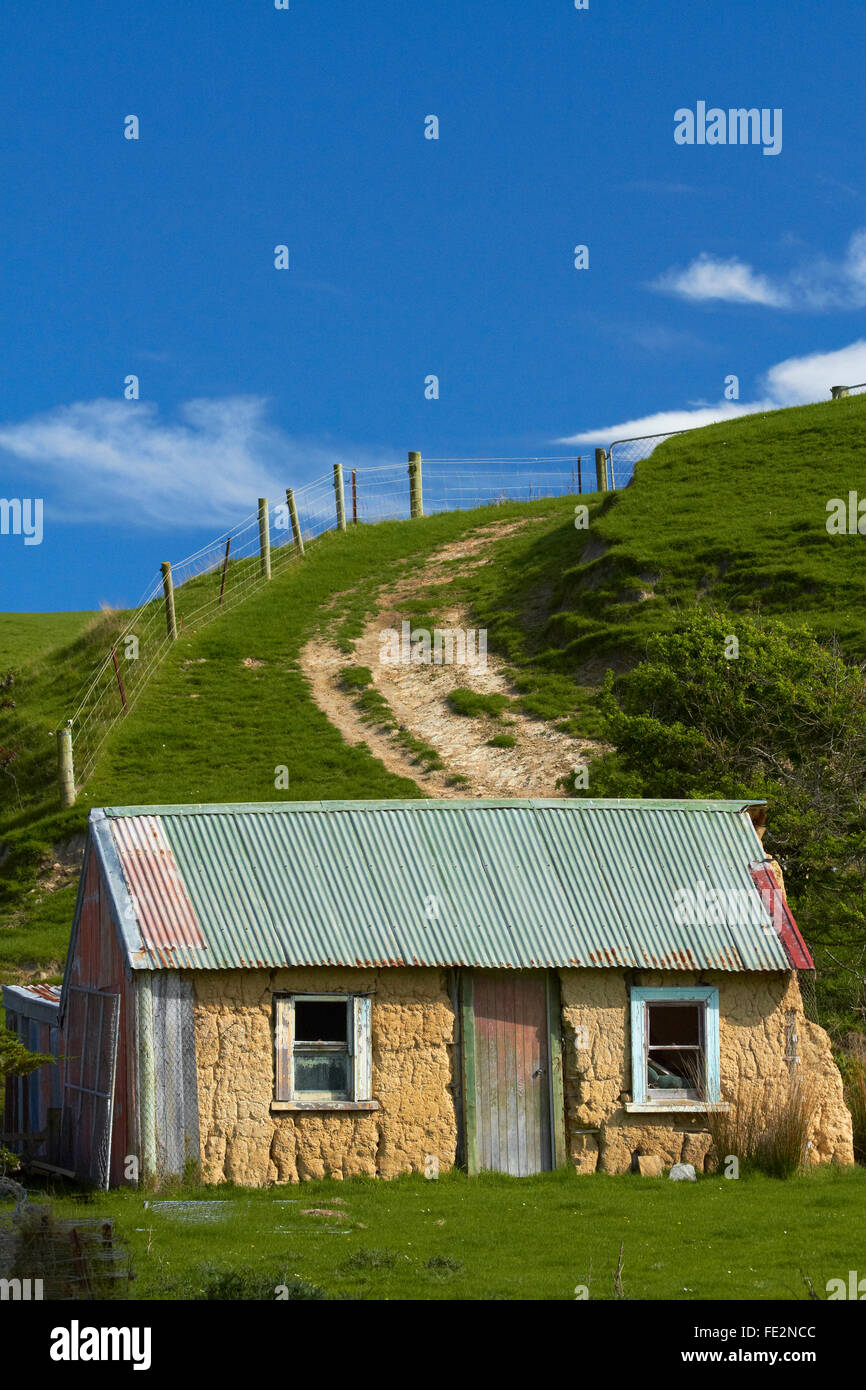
[647,1002,704,1097]
[295,1000,348,1044]
[648,1004,700,1047]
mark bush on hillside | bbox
[568,609,866,1033]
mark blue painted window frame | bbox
[629,986,720,1105]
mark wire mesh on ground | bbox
[0,1180,132,1299]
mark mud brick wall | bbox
[560,968,854,1174]
[193,967,457,1185]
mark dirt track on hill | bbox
[300,521,602,798]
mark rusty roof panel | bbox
[110,815,207,966]
[87,799,796,973]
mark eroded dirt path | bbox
[300,521,602,798]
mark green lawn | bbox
[21,1165,866,1301]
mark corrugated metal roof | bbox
[85,799,802,973]
[2,982,62,1024]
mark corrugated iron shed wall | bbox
[2,985,62,1161]
[86,799,797,973]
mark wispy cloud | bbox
[0,396,392,529]
[559,338,866,444]
[651,254,789,307]
[650,228,866,311]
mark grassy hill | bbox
[2,392,865,1022]
[0,611,93,668]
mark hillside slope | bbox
[2,393,865,1014]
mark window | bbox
[273,993,376,1111]
[629,986,720,1109]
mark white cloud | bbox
[0,396,392,529]
[652,255,788,307]
[559,338,866,445]
[651,228,866,311]
[565,402,768,446]
[764,339,866,401]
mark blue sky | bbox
[2,0,866,610]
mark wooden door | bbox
[469,972,553,1176]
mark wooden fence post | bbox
[831,385,850,399]
[594,447,609,493]
[161,562,177,640]
[218,536,231,606]
[57,722,75,807]
[111,646,127,710]
[408,451,424,518]
[258,498,271,580]
[333,464,347,531]
[286,488,304,555]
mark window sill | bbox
[624,1101,730,1115]
[271,1100,380,1113]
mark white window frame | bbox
[627,986,726,1114]
[272,992,378,1112]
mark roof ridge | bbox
[95,797,767,818]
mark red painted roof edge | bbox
[748,862,814,971]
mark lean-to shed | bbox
[5,799,854,1186]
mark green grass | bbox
[16,1165,866,1301]
[448,688,511,719]
[339,665,373,690]
[553,395,866,670]
[487,733,516,748]
[0,610,95,668]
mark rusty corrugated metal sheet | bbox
[110,816,206,967]
[84,799,797,973]
[5,983,62,1005]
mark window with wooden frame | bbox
[273,994,377,1111]
[628,986,721,1110]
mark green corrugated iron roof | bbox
[84,798,798,973]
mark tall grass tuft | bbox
[705,1071,819,1178]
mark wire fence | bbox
[607,430,691,490]
[66,456,599,790]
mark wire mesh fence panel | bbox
[423,457,590,510]
[607,430,690,490]
[58,987,119,1191]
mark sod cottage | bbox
[3,798,853,1188]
